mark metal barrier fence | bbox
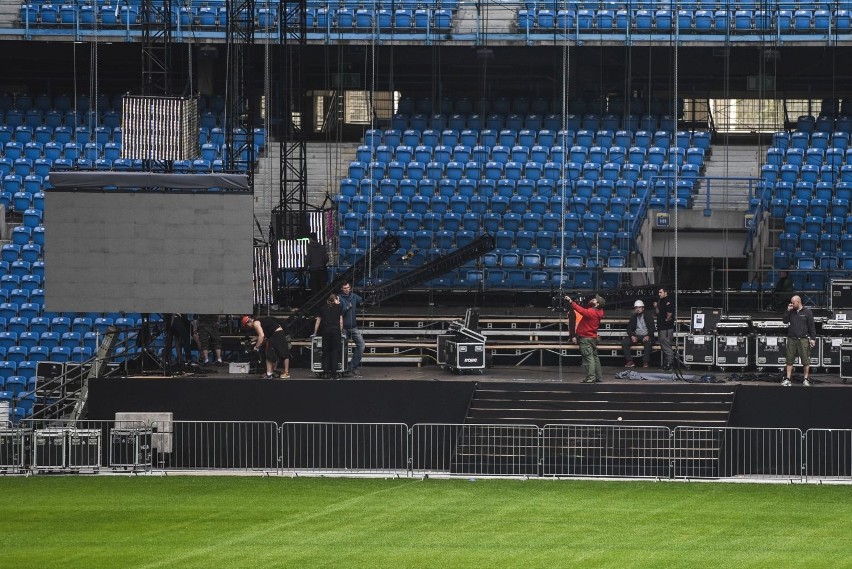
[673,427,803,481]
[281,422,408,475]
[151,421,279,472]
[542,424,672,479]
[805,429,852,481]
[410,423,540,477]
[1,422,850,482]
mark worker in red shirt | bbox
[566,294,606,383]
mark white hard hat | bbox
[634,300,645,308]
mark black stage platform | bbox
[86,364,852,431]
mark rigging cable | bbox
[556,18,571,380]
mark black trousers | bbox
[321,331,341,374]
[309,268,328,291]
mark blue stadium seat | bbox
[391,211,418,234]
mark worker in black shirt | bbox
[304,232,329,291]
[241,315,290,379]
[313,293,344,379]
[657,287,675,370]
[781,295,816,387]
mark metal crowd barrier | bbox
[150,421,279,472]
[673,427,804,481]
[1,421,850,482]
[410,423,540,477]
[281,422,408,475]
[542,424,672,479]
[804,429,852,481]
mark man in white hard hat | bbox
[621,299,656,368]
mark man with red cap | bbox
[241,315,290,379]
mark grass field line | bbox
[134,478,420,569]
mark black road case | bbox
[311,335,348,374]
[683,334,715,368]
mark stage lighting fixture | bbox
[121,95,199,161]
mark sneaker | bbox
[280,373,290,379]
[582,378,600,383]
[803,378,811,386]
[642,362,650,368]
[215,360,224,367]
[624,361,635,368]
[781,378,792,387]
[352,369,362,377]
[263,373,274,379]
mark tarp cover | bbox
[48,171,250,191]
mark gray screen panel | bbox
[45,191,254,314]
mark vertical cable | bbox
[366,14,379,284]
[557,21,571,380]
[89,13,99,141]
[672,7,679,360]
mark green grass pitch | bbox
[2,476,851,568]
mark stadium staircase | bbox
[250,140,358,236]
[450,382,737,477]
[699,143,760,211]
[465,382,737,427]
[455,3,514,34]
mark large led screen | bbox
[45,190,254,314]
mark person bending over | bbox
[241,315,290,379]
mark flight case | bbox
[714,321,751,369]
[311,335,348,375]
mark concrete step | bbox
[251,140,358,240]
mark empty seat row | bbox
[312,7,453,29]
[761,164,852,185]
[774,249,852,270]
[0,124,263,151]
[519,8,851,32]
[340,210,637,235]
[0,332,100,351]
[780,213,852,233]
[778,231,852,253]
[0,316,126,335]
[515,1,852,10]
[337,194,649,221]
[770,198,852,218]
[344,262,616,291]
[0,111,120,131]
[0,188,45,211]
[341,175,690,201]
[371,126,705,150]
[355,144,705,168]
[0,245,42,264]
[767,179,852,198]
[389,113,687,136]
[771,129,852,150]
[0,259,44,277]
[765,147,852,167]
[346,159,695,186]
